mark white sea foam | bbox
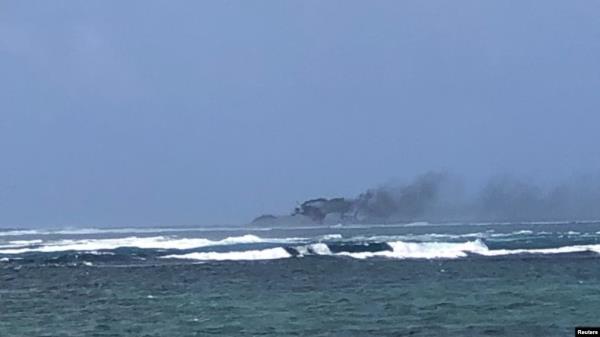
[0,239,43,249]
[336,240,600,259]
[87,251,116,255]
[0,230,39,237]
[10,239,43,245]
[320,234,342,240]
[421,232,490,239]
[401,222,432,227]
[292,243,332,256]
[355,229,543,243]
[3,229,600,261]
[489,230,534,238]
[337,240,489,259]
[345,232,492,243]
[162,247,291,261]
[513,230,534,235]
[335,222,432,230]
[308,243,333,255]
[0,235,303,254]
[478,244,600,256]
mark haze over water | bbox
[2,1,600,336]
[2,1,600,228]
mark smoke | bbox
[347,172,600,223]
[254,171,600,224]
[355,172,451,221]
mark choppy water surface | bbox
[2,221,600,336]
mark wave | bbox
[478,244,600,256]
[340,229,552,244]
[490,230,533,237]
[2,231,597,257]
[332,240,488,259]
[332,240,600,259]
[0,230,39,237]
[294,239,600,260]
[3,228,600,262]
[159,240,507,261]
[0,239,43,249]
[310,243,333,255]
[162,247,291,261]
[0,235,306,254]
[3,219,600,237]
[162,239,600,261]
[319,234,343,240]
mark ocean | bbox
[1,221,600,336]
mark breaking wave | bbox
[159,239,600,261]
[3,227,600,262]
[333,240,488,259]
[0,230,39,237]
[162,247,291,261]
[0,235,306,254]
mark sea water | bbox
[1,221,600,336]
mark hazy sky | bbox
[1,1,599,227]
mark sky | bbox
[1,1,599,227]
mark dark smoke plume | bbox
[354,172,448,222]
[278,172,600,224]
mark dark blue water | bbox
[2,221,600,336]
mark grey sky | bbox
[1,1,599,227]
